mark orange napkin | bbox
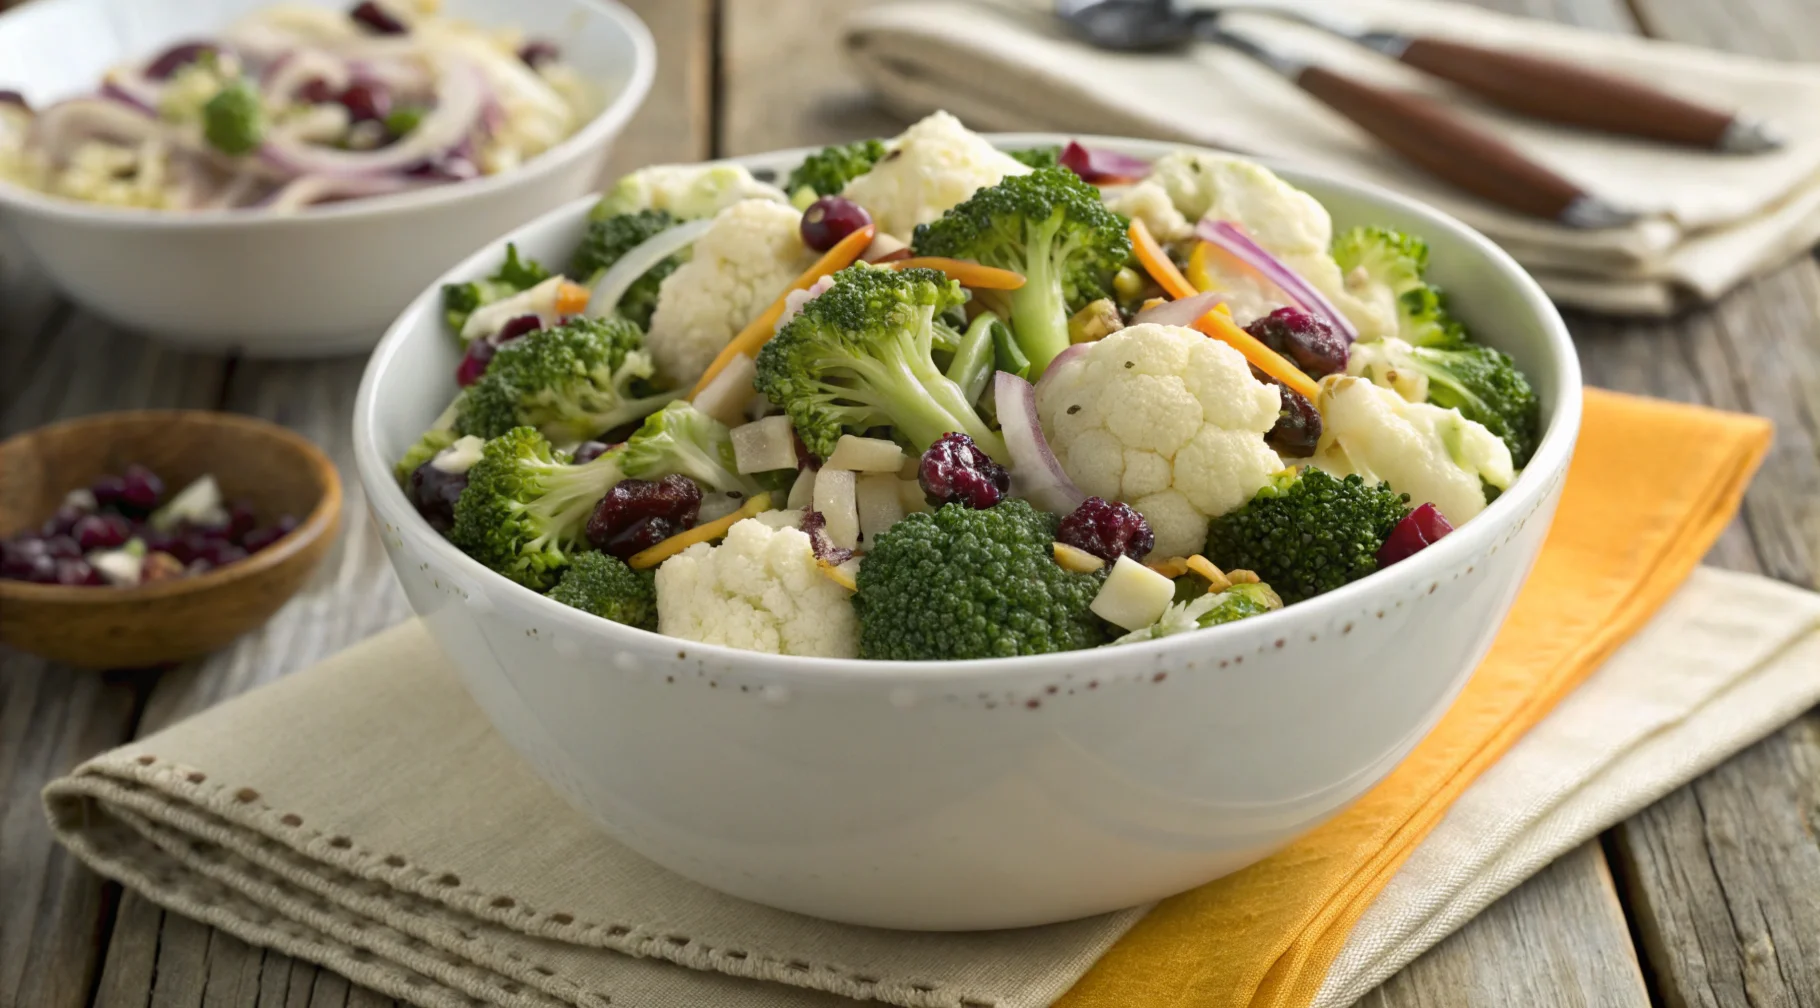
[1059,388,1773,1008]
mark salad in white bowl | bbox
[392,110,1541,663]
[0,0,596,213]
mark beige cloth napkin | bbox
[43,567,1820,1008]
[842,0,1820,315]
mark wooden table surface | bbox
[3,0,1818,1005]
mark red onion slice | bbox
[263,47,352,101]
[258,51,483,178]
[587,217,715,317]
[1132,289,1226,328]
[99,73,160,116]
[1058,140,1151,183]
[995,370,1086,515]
[30,98,161,163]
[1195,219,1359,344]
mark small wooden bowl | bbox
[0,410,342,668]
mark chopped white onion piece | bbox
[813,468,860,552]
[149,475,225,533]
[856,473,905,544]
[731,415,798,473]
[1090,556,1177,631]
[459,275,566,342]
[786,466,818,510]
[692,352,758,428]
[587,217,714,319]
[824,435,906,473]
[431,435,486,474]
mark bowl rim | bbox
[353,133,1583,681]
[0,0,656,230]
[0,408,343,602]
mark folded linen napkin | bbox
[44,390,1796,1008]
[841,0,1820,315]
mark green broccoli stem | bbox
[1005,217,1072,377]
[833,310,1007,459]
[945,311,998,405]
[521,451,627,546]
[537,387,682,446]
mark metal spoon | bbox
[1057,0,1639,227]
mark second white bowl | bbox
[0,0,653,356]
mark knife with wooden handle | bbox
[1355,32,1781,153]
[1203,23,1636,227]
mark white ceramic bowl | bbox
[353,136,1582,930]
[0,0,652,356]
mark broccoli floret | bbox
[1204,468,1411,604]
[450,428,627,591]
[441,243,552,333]
[786,138,887,206]
[911,166,1130,376]
[1331,227,1464,349]
[202,78,263,156]
[455,316,680,444]
[619,400,760,495]
[1008,145,1061,169]
[1115,581,1284,643]
[854,499,1109,660]
[1348,337,1541,467]
[548,551,657,629]
[570,208,683,328]
[754,264,1006,459]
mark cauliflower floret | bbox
[1148,151,1394,339]
[1311,375,1514,526]
[1036,323,1283,557]
[840,110,1031,241]
[646,199,816,386]
[598,162,788,219]
[655,516,860,657]
[1102,179,1191,242]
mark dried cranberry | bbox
[1057,496,1154,563]
[243,516,298,554]
[118,464,165,515]
[405,154,481,181]
[496,314,542,343]
[1266,383,1322,458]
[0,536,49,580]
[1377,503,1453,568]
[918,433,1009,510]
[455,338,497,387]
[73,513,133,552]
[296,77,338,104]
[1245,307,1348,378]
[195,539,249,568]
[586,475,701,560]
[144,42,217,80]
[800,510,854,566]
[337,80,392,123]
[54,558,105,586]
[90,473,128,509]
[19,552,58,583]
[349,0,408,34]
[40,503,87,537]
[43,535,82,560]
[799,196,872,252]
[226,499,259,543]
[408,460,468,534]
[518,40,561,69]
[571,440,612,464]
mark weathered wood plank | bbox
[717,0,902,157]
[601,0,716,177]
[90,891,162,1008]
[1576,2,1820,1006]
[0,296,229,1008]
[1358,843,1651,1007]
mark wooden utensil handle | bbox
[1296,65,1585,221]
[1397,37,1733,147]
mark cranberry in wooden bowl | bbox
[0,410,341,668]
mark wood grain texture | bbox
[1357,843,1651,1006]
[717,0,902,157]
[600,0,717,178]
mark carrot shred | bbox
[628,492,774,570]
[1129,219,1198,300]
[887,257,1027,290]
[1129,219,1319,401]
[688,224,877,398]
[554,279,592,316]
